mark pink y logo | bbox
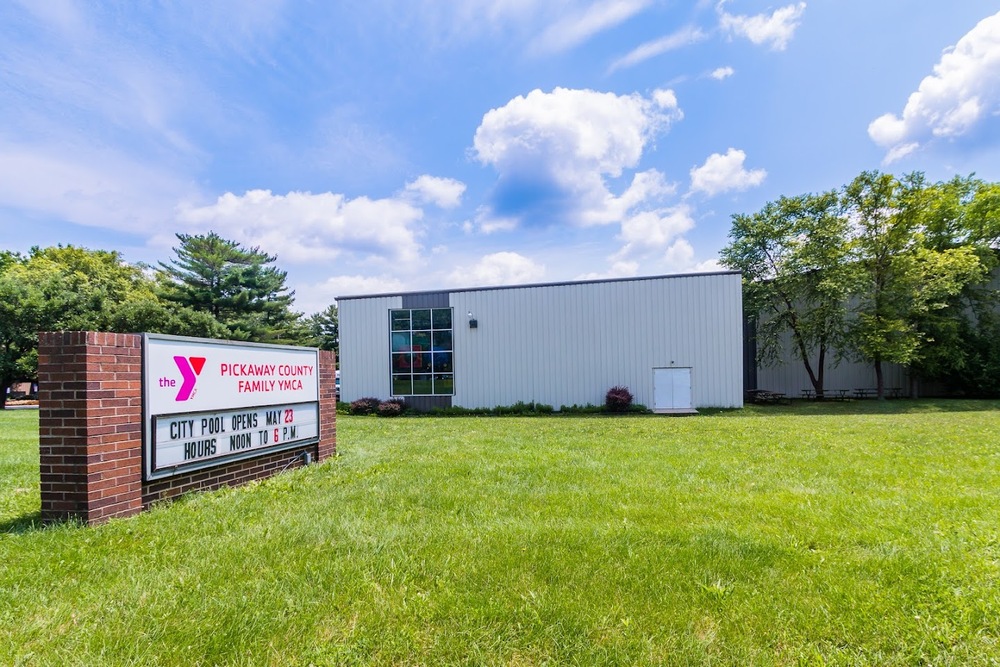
[173,356,206,401]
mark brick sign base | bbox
[38,332,337,525]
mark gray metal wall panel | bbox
[449,273,743,409]
[338,295,401,402]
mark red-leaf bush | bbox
[605,385,633,413]
[349,397,382,415]
[377,400,404,417]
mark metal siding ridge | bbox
[335,270,741,301]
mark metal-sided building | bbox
[338,271,745,412]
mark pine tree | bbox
[157,232,305,343]
[305,304,339,355]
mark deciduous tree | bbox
[843,171,986,398]
[721,191,851,397]
[0,245,226,408]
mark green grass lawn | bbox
[2,402,1000,665]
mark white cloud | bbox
[883,142,920,163]
[472,86,682,230]
[662,238,722,273]
[585,169,677,225]
[530,0,651,54]
[613,203,695,260]
[299,274,408,311]
[467,206,520,234]
[710,66,735,80]
[309,109,410,186]
[651,88,680,111]
[718,2,806,51]
[404,175,466,208]
[689,148,766,196]
[177,189,425,266]
[607,25,708,73]
[576,261,639,280]
[474,87,674,175]
[448,251,546,286]
[392,0,572,45]
[13,0,90,39]
[0,140,196,232]
[868,11,1000,163]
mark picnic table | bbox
[854,387,904,399]
[801,388,850,400]
[747,389,789,405]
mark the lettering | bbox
[277,364,314,377]
[238,380,276,393]
[200,416,226,435]
[277,379,303,391]
[158,377,176,388]
[231,412,258,431]
[158,402,317,471]
[229,432,253,452]
[169,419,196,440]
[218,363,314,378]
[183,438,217,460]
[219,363,276,377]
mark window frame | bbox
[388,307,455,397]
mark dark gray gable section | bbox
[403,395,452,412]
[402,291,449,309]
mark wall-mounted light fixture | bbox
[468,311,478,329]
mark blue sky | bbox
[2,1,999,314]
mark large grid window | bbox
[390,308,453,396]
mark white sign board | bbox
[143,334,320,480]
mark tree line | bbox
[722,170,1000,399]
[0,232,338,408]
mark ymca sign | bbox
[143,334,320,481]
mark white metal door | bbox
[654,367,692,410]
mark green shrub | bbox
[426,401,554,417]
[558,403,604,414]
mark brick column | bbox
[317,349,337,461]
[38,332,143,524]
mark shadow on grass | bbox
[0,510,46,535]
[0,511,85,535]
[711,398,1000,418]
